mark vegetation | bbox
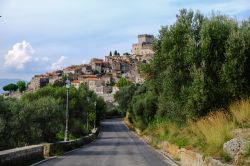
[16,81,26,93]
[115,9,250,159]
[141,98,250,157]
[115,77,132,89]
[0,84,106,149]
[3,83,18,93]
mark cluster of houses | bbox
[28,34,155,102]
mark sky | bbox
[0,0,249,81]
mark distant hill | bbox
[0,79,20,94]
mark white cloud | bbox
[4,41,34,69]
[50,56,67,70]
[3,41,68,75]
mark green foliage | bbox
[115,9,250,152]
[114,84,137,116]
[0,84,106,149]
[244,143,250,157]
[221,152,232,162]
[3,83,18,93]
[16,81,26,92]
[116,77,132,88]
[139,9,250,123]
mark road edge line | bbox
[123,120,180,166]
[31,129,102,166]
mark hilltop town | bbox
[27,34,154,102]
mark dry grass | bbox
[126,98,250,158]
[188,111,234,154]
[230,98,250,127]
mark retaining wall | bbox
[0,145,44,166]
[0,129,99,166]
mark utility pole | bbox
[64,77,71,142]
[87,97,90,132]
[94,101,97,129]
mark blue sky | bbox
[0,0,249,81]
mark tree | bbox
[16,81,26,93]
[114,50,118,56]
[118,9,250,126]
[3,83,18,93]
[114,84,137,116]
[116,77,132,88]
[109,51,112,56]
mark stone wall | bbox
[0,129,99,166]
[0,145,44,166]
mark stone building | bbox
[71,80,81,89]
[131,34,154,62]
[101,74,112,85]
[90,58,103,73]
[63,65,82,75]
[81,64,92,75]
[46,70,62,84]
[28,75,49,90]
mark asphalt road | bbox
[37,118,176,166]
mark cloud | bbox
[50,56,67,70]
[3,41,67,75]
[4,41,34,69]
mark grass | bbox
[221,152,232,163]
[188,111,234,154]
[230,98,250,127]
[173,155,181,161]
[130,98,250,163]
[244,143,250,157]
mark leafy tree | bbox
[16,81,26,93]
[114,50,118,56]
[116,9,250,127]
[3,83,18,93]
[221,19,250,99]
[0,83,105,149]
[116,77,132,88]
[109,51,112,56]
[114,84,137,116]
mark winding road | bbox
[37,118,176,166]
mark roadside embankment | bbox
[124,98,250,166]
[125,119,230,166]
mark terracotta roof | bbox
[72,80,80,83]
[80,75,97,78]
[85,78,98,81]
[93,61,103,64]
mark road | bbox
[37,118,176,166]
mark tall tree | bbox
[17,81,26,93]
